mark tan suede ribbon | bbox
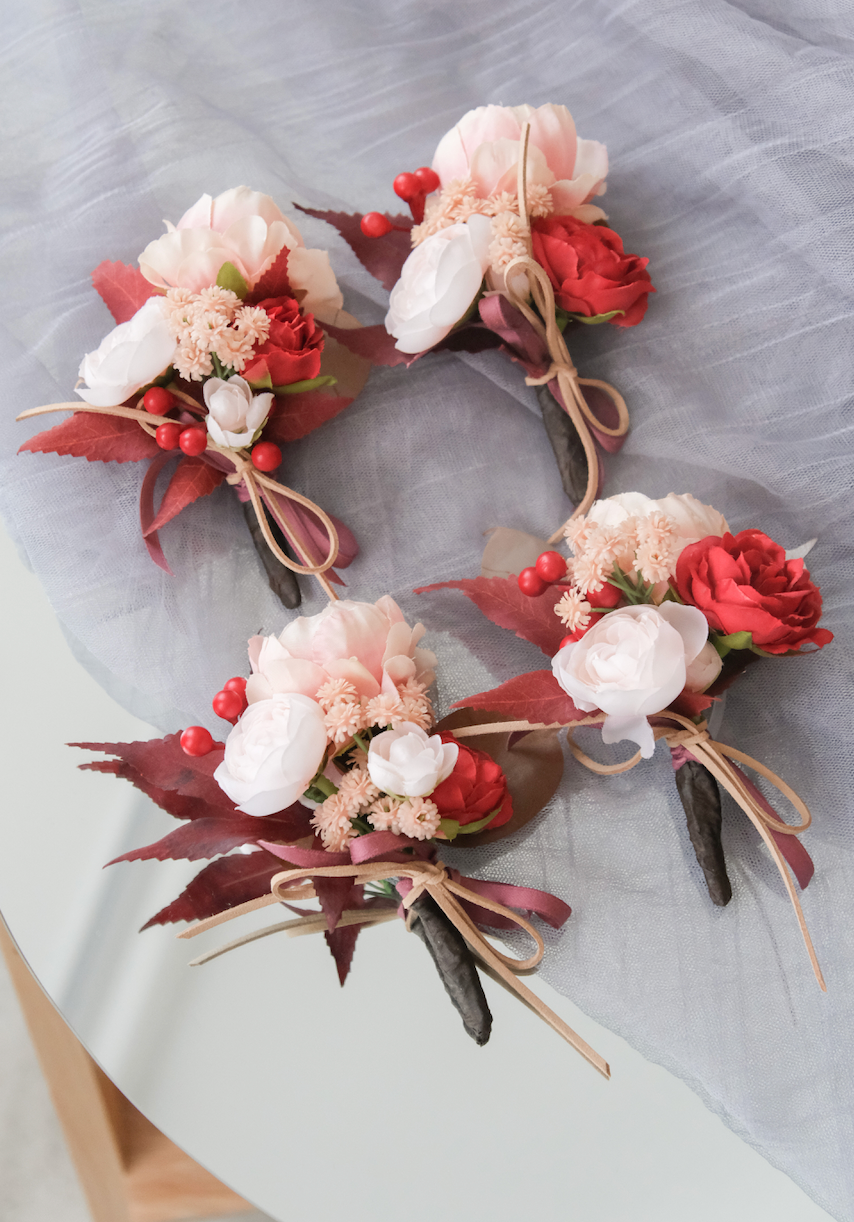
[177,856,611,1078]
[17,392,342,601]
[454,712,825,990]
[502,121,630,537]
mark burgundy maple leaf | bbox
[416,576,566,657]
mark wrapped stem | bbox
[242,500,301,609]
[675,758,732,907]
[407,892,493,1046]
[536,381,589,504]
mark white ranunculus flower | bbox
[138,186,344,324]
[385,214,492,354]
[367,722,458,798]
[684,640,723,693]
[76,297,176,408]
[552,603,709,759]
[586,491,729,559]
[203,375,273,448]
[214,692,328,817]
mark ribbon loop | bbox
[179,848,609,1078]
[501,122,630,534]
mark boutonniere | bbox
[422,491,832,987]
[78,594,608,1076]
[17,187,371,607]
[300,103,654,521]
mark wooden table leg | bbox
[0,914,252,1222]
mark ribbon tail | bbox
[695,746,826,991]
[429,887,610,1077]
[139,452,176,575]
[729,763,815,889]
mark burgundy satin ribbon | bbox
[670,745,815,890]
[258,829,572,932]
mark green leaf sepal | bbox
[712,630,777,659]
[246,373,339,396]
[566,309,625,326]
[216,261,249,299]
[438,808,500,842]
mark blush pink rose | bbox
[138,186,344,324]
[245,597,437,704]
[432,103,608,215]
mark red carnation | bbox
[531,216,654,327]
[430,734,513,832]
[675,530,833,655]
[242,295,324,387]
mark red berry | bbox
[559,635,575,650]
[393,172,421,202]
[212,689,244,723]
[251,441,282,472]
[360,211,393,238]
[536,550,569,583]
[223,676,248,696]
[179,427,207,457]
[592,581,624,608]
[180,726,214,756]
[414,166,440,194]
[155,422,183,450]
[517,567,549,597]
[142,386,175,415]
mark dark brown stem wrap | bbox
[675,759,732,907]
[536,382,588,504]
[242,501,301,609]
[407,892,493,1046]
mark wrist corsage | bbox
[17,187,371,606]
[421,491,833,987]
[76,595,608,1076]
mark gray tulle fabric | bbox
[2,1,853,1216]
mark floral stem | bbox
[352,732,371,755]
[313,775,338,798]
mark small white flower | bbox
[77,297,177,408]
[367,722,458,798]
[203,375,273,448]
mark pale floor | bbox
[0,954,271,1222]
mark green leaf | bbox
[273,374,338,396]
[216,261,249,300]
[566,309,625,326]
[712,629,782,658]
[439,809,502,841]
[713,630,754,656]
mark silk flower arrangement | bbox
[299,103,654,525]
[79,595,608,1075]
[422,491,832,988]
[17,187,372,606]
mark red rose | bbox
[675,530,833,655]
[430,734,513,833]
[241,295,324,387]
[531,216,654,327]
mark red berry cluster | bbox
[212,675,248,724]
[360,165,440,237]
[179,676,249,757]
[517,550,568,597]
[144,386,281,470]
